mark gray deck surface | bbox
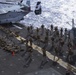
[0,24,75,75]
[25,68,62,75]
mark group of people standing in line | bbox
[21,24,74,75]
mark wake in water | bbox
[0,0,76,29]
[20,0,76,29]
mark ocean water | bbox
[0,0,76,29]
[20,0,76,29]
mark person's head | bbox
[65,28,67,32]
[37,1,41,5]
[55,27,58,31]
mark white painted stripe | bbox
[16,36,76,73]
[14,25,22,29]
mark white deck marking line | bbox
[14,25,23,29]
[16,36,76,73]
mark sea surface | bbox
[0,0,76,29]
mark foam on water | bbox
[20,0,76,29]
[0,0,76,29]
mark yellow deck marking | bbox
[16,36,76,73]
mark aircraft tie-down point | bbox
[0,0,42,24]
